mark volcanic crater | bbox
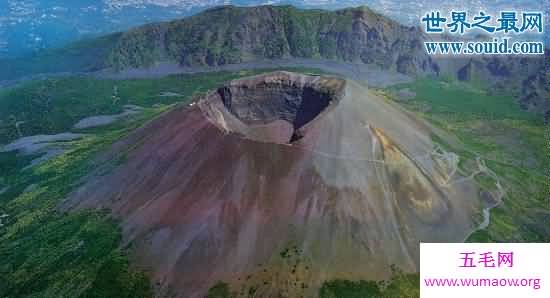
[63,72,484,298]
[200,72,345,144]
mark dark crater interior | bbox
[201,73,345,144]
[217,81,338,131]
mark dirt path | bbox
[0,59,412,90]
[458,156,505,241]
[95,59,412,88]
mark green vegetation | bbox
[204,267,419,298]
[392,77,537,121]
[319,266,419,298]
[0,120,157,297]
[0,67,326,297]
[388,77,548,243]
[1,67,546,297]
[205,282,233,298]
[0,5,404,80]
[0,34,119,81]
[109,5,388,70]
[320,280,382,297]
[0,68,325,145]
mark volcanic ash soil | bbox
[62,71,484,297]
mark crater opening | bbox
[200,72,345,144]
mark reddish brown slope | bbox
[62,72,483,297]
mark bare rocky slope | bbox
[62,72,486,297]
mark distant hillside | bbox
[0,5,547,119]
[0,34,120,82]
[104,5,436,74]
[0,5,436,81]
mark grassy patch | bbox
[205,282,233,298]
[0,125,154,297]
[0,67,328,145]
[320,280,382,298]
[391,77,538,122]
[319,267,419,298]
[386,77,548,243]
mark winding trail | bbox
[460,156,505,241]
[289,132,505,242]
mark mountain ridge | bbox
[104,5,437,75]
[0,5,436,80]
[1,4,548,119]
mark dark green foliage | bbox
[0,96,163,296]
[82,252,152,298]
[0,77,122,144]
[382,266,420,298]
[319,280,383,298]
[0,126,154,297]
[0,67,326,145]
[0,151,37,177]
[467,229,494,243]
[205,282,233,298]
[319,267,419,298]
[106,25,166,70]
[247,286,257,297]
[392,78,538,122]
[0,212,152,297]
[133,5,360,70]
[280,248,290,259]
[0,5,407,80]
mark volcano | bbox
[63,72,484,297]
